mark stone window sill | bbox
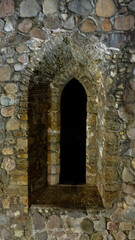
[31,185,103,209]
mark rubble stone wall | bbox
[0,0,135,239]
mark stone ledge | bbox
[30,185,104,209]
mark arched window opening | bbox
[60,78,87,185]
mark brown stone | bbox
[4,83,18,94]
[119,222,132,231]
[18,19,32,33]
[16,44,29,54]
[102,19,112,31]
[1,106,15,117]
[124,184,135,195]
[44,16,60,29]
[47,215,62,229]
[111,207,124,222]
[115,15,134,31]
[33,212,45,231]
[0,0,14,18]
[123,88,135,114]
[18,54,29,65]
[0,31,5,37]
[0,65,12,81]
[107,221,118,230]
[96,0,117,17]
[6,118,20,131]
[80,19,96,33]
[30,27,46,40]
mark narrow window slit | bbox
[60,78,87,185]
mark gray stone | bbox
[14,63,25,71]
[80,218,94,235]
[63,16,75,30]
[1,47,15,58]
[122,167,135,183]
[123,207,135,220]
[102,33,126,48]
[35,231,48,240]
[44,16,60,30]
[68,211,87,218]
[128,1,135,11]
[128,230,135,240]
[68,0,93,17]
[33,212,45,231]
[94,218,106,232]
[43,0,58,15]
[20,0,40,17]
[0,19,4,30]
[4,19,14,32]
[1,95,15,106]
[0,214,9,226]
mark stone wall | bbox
[0,0,135,239]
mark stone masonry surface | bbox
[0,0,135,239]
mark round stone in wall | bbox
[80,19,96,33]
[80,218,94,235]
[20,0,40,17]
[96,0,117,17]
[115,15,135,31]
[18,19,32,33]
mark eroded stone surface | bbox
[0,0,14,18]
[0,65,12,81]
[18,19,32,33]
[96,0,117,17]
[43,0,58,15]
[80,19,96,33]
[20,0,40,17]
[68,0,93,17]
[115,15,135,31]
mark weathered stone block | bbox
[80,218,94,235]
[6,118,20,131]
[115,15,134,31]
[96,0,117,17]
[43,0,58,15]
[80,19,96,33]
[18,19,32,33]
[0,0,14,18]
[122,167,135,183]
[0,65,12,81]
[1,157,15,174]
[0,214,9,226]
[20,0,40,17]
[63,16,75,30]
[102,19,112,31]
[47,215,62,229]
[33,212,45,231]
[128,1,135,12]
[68,0,93,17]
[30,27,46,40]
[102,33,126,48]
[44,16,60,30]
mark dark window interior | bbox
[60,79,87,184]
